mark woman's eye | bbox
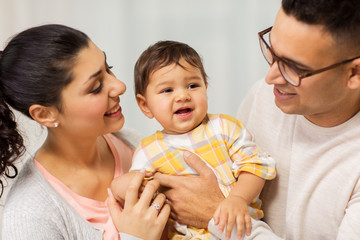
[90,81,103,94]
[106,65,113,74]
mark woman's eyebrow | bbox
[85,52,107,84]
[88,69,102,81]
[103,51,108,65]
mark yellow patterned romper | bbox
[130,113,276,240]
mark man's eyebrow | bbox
[269,33,311,70]
[282,56,311,70]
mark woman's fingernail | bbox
[140,168,145,173]
[183,151,191,158]
[107,188,114,197]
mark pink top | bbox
[34,133,134,240]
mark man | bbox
[154,0,360,239]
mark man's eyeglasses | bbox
[258,26,360,87]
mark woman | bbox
[0,24,169,240]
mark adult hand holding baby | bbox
[108,172,170,240]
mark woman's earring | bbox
[53,122,59,128]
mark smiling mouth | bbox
[105,104,121,116]
[278,89,295,95]
[175,108,193,114]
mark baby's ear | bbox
[136,94,154,119]
[28,104,59,128]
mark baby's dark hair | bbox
[134,40,208,96]
[282,0,360,50]
[0,24,90,196]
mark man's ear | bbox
[28,104,59,128]
[347,59,360,89]
[136,94,154,119]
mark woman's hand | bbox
[108,172,170,240]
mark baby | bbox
[114,40,276,240]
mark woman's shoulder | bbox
[3,159,63,215]
[2,159,102,239]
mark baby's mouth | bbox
[175,108,193,114]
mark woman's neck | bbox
[35,132,115,201]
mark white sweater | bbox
[237,80,360,240]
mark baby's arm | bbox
[213,172,265,239]
[111,172,138,207]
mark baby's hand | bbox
[213,195,252,239]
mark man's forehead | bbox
[271,9,338,68]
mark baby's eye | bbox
[160,88,173,93]
[188,83,199,89]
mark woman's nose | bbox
[109,75,126,97]
[265,61,287,85]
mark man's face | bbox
[265,8,356,126]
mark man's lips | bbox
[275,87,296,96]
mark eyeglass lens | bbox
[259,31,300,86]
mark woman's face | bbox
[57,41,127,139]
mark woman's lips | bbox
[105,104,122,117]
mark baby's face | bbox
[139,58,208,135]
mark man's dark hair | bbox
[282,0,360,50]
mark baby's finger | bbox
[244,214,252,236]
[225,213,236,240]
[213,207,221,225]
[236,215,245,239]
[218,211,228,233]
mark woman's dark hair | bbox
[282,0,360,49]
[0,24,90,196]
[134,40,208,96]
